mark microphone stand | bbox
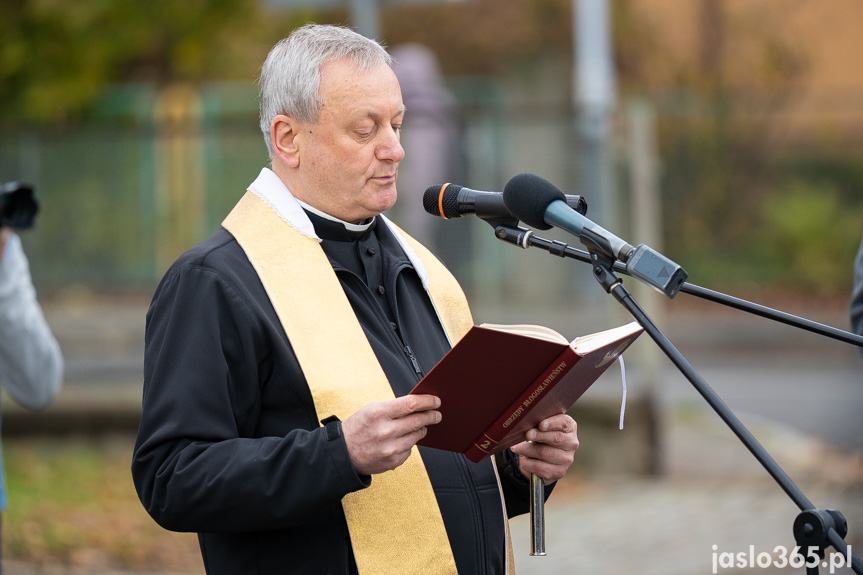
[492,224,863,348]
[489,220,863,574]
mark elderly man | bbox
[132,24,579,575]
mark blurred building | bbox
[627,0,863,148]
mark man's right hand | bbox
[341,394,441,475]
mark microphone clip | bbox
[588,249,624,294]
[493,223,534,249]
[579,227,618,262]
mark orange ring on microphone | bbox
[438,183,451,219]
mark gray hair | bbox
[258,24,393,159]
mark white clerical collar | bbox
[247,168,318,240]
[244,167,431,289]
[294,198,375,233]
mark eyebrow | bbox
[353,104,406,123]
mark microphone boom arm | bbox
[492,223,863,348]
[492,221,862,573]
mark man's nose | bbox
[377,128,405,163]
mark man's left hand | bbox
[509,414,579,485]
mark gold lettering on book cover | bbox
[523,360,567,407]
[502,406,525,429]
[500,359,568,429]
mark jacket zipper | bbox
[403,344,422,375]
[381,261,427,381]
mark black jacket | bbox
[132,217,538,574]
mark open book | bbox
[410,321,643,462]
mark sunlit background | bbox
[1,1,861,573]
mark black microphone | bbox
[502,173,687,298]
[423,182,586,222]
[503,173,636,259]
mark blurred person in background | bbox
[389,43,474,281]
[132,23,579,575]
[851,236,863,350]
[389,42,461,249]
[0,222,64,567]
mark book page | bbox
[478,323,568,345]
[570,321,642,353]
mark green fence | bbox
[3,80,862,306]
[1,82,267,291]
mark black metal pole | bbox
[492,224,863,349]
[589,252,861,574]
[589,253,815,511]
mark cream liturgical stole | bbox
[222,191,515,575]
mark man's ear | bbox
[271,114,302,168]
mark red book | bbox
[410,321,643,462]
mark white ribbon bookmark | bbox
[618,355,627,430]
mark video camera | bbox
[0,182,39,229]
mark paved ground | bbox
[5,411,860,575]
[2,292,861,574]
[508,411,863,575]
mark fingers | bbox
[341,395,443,476]
[510,415,580,484]
[511,442,576,485]
[368,395,442,436]
[525,414,578,448]
[513,439,576,466]
[386,393,441,418]
[515,453,572,485]
[388,404,441,437]
[384,395,443,437]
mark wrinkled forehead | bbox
[318,58,405,116]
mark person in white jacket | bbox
[0,226,63,558]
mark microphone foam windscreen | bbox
[422,184,460,218]
[502,173,565,230]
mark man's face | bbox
[292,58,405,223]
